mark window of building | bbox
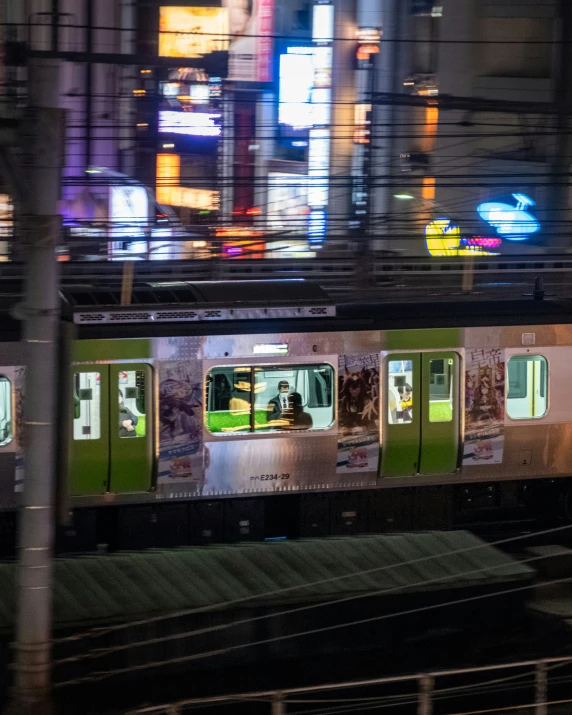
[73,372,101,440]
[507,355,548,419]
[206,364,334,434]
[429,358,453,422]
[387,360,414,424]
[0,376,12,446]
[118,370,146,438]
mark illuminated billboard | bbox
[312,3,334,42]
[156,154,219,210]
[278,50,314,129]
[110,185,148,234]
[222,0,274,82]
[308,128,330,208]
[159,110,221,137]
[159,7,229,58]
[267,173,309,233]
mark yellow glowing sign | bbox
[160,186,219,210]
[425,218,497,257]
[159,7,229,58]
[156,154,219,210]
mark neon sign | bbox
[477,193,540,241]
[425,218,499,257]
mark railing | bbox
[125,655,572,715]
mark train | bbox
[1,278,572,553]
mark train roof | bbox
[1,280,572,340]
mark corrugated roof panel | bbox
[0,532,535,632]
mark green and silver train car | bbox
[1,281,571,550]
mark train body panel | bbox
[3,312,572,518]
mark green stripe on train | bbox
[383,328,462,350]
[72,339,152,362]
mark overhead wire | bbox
[53,574,572,686]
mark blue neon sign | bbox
[477,193,540,241]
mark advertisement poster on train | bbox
[463,348,505,465]
[337,354,380,474]
[158,361,204,491]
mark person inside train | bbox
[119,389,139,437]
[267,380,291,422]
[397,384,413,422]
[285,391,313,430]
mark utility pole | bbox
[5,57,63,715]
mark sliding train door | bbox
[70,364,153,496]
[381,352,460,477]
[70,366,109,495]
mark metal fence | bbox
[124,655,572,715]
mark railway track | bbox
[1,254,572,302]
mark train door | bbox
[70,364,153,496]
[381,352,460,477]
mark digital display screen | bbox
[159,110,221,137]
[159,7,229,57]
[278,50,314,129]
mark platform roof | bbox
[0,531,534,632]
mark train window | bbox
[0,376,12,446]
[205,364,334,433]
[507,356,548,420]
[387,360,413,424]
[118,371,146,438]
[429,358,453,422]
[73,372,101,440]
[206,367,252,433]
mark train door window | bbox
[507,355,548,419]
[429,358,453,422]
[387,359,413,424]
[73,372,101,440]
[118,370,146,437]
[206,367,252,433]
[0,376,12,446]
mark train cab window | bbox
[388,360,413,424]
[0,376,12,446]
[73,372,101,440]
[205,364,334,433]
[429,358,453,422]
[507,355,548,420]
[118,370,146,438]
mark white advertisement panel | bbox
[308,128,331,208]
[267,172,309,234]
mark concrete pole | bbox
[417,674,433,715]
[6,57,62,714]
[535,660,548,715]
[271,693,285,715]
